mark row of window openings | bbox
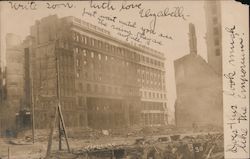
[76,72,126,82]
[74,45,164,68]
[87,105,122,111]
[137,68,163,75]
[84,84,138,96]
[39,100,75,108]
[138,74,164,82]
[75,49,134,67]
[75,56,131,68]
[140,56,164,67]
[76,67,163,83]
[75,54,163,78]
[141,91,166,99]
[143,105,164,111]
[141,85,166,92]
[76,64,133,75]
[72,34,137,59]
[141,113,164,118]
[139,80,164,88]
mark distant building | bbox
[1,33,25,131]
[204,1,222,75]
[25,15,167,129]
[0,34,34,134]
[0,66,3,104]
[0,47,2,99]
[0,66,6,105]
[0,55,7,135]
[0,44,4,104]
[174,23,223,128]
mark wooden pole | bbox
[206,145,215,159]
[112,149,114,159]
[8,146,10,159]
[31,79,35,144]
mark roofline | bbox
[62,16,166,60]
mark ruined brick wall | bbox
[174,54,223,128]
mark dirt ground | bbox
[0,134,136,159]
[0,128,224,159]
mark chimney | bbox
[189,23,197,55]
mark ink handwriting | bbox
[45,2,74,9]
[139,7,188,32]
[8,1,37,10]
[225,25,249,156]
[119,1,142,12]
[224,71,236,97]
[238,36,248,99]
[227,128,248,153]
[225,26,238,66]
[89,0,115,11]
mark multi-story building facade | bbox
[138,46,168,126]
[204,1,222,75]
[27,15,167,129]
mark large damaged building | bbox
[23,15,168,129]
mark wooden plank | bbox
[59,118,62,150]
[45,106,58,159]
[58,104,70,152]
[8,146,10,159]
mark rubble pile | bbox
[69,132,224,159]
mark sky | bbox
[0,1,209,123]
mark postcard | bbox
[0,1,249,159]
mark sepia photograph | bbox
[0,1,249,159]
